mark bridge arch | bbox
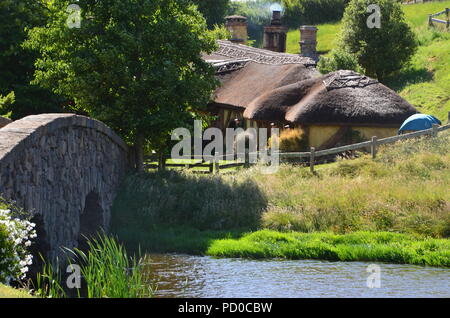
[0,114,130,262]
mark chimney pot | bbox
[299,25,318,58]
[263,11,288,52]
[225,15,248,45]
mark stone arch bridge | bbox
[0,114,130,263]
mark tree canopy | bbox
[25,0,220,170]
[0,0,65,119]
[191,0,230,28]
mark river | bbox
[145,254,450,298]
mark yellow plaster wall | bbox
[308,125,399,149]
[308,125,341,148]
[353,127,399,140]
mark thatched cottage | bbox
[203,14,418,150]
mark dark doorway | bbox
[78,191,104,251]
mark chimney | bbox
[225,15,248,45]
[263,10,288,52]
[299,26,318,58]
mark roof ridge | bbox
[215,40,316,66]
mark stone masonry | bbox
[0,114,130,262]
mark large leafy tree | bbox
[191,0,230,28]
[339,0,417,81]
[0,0,65,119]
[26,0,219,171]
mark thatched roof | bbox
[244,70,418,126]
[204,42,417,126]
[204,40,319,110]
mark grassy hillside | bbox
[286,1,450,122]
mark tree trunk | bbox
[134,134,145,172]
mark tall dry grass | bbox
[112,131,450,245]
[259,132,450,237]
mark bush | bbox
[317,48,362,74]
[277,128,308,152]
[339,0,417,81]
[0,198,36,285]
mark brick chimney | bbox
[263,10,288,52]
[299,26,318,58]
[225,15,248,45]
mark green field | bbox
[286,1,450,122]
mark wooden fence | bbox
[428,7,450,29]
[146,122,450,174]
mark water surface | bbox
[146,254,450,298]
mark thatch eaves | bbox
[244,70,418,126]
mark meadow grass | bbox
[0,284,32,298]
[259,131,450,237]
[286,1,450,122]
[206,230,450,267]
[112,131,449,266]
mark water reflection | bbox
[144,254,450,298]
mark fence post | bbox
[244,149,250,168]
[428,14,433,27]
[214,152,220,174]
[447,111,450,124]
[432,124,439,137]
[371,136,377,159]
[447,8,450,29]
[158,153,166,171]
[310,147,315,173]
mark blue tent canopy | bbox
[398,114,441,133]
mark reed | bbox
[35,235,153,298]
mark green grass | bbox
[0,284,32,298]
[35,235,153,298]
[112,131,450,266]
[259,131,450,237]
[287,22,341,55]
[114,224,244,255]
[286,1,450,122]
[206,230,450,267]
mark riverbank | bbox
[111,131,449,266]
[207,230,450,267]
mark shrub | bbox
[317,48,362,74]
[277,128,308,152]
[0,198,36,285]
[339,0,417,81]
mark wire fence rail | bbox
[145,123,450,174]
